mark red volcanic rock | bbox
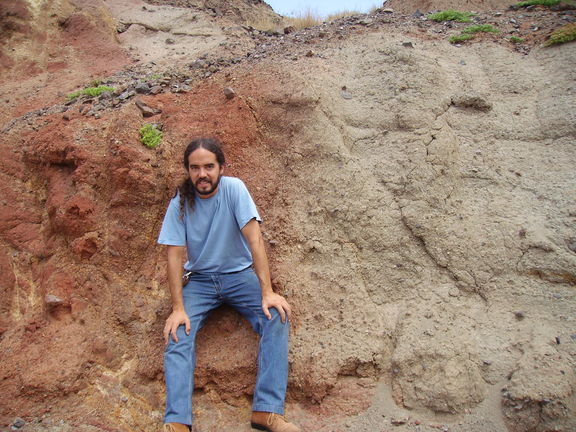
[70,232,100,260]
[0,249,16,330]
[0,180,44,255]
[0,0,32,69]
[48,193,99,238]
[0,209,44,254]
[0,0,130,125]
[40,265,76,309]
[0,72,285,427]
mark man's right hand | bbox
[163,309,190,344]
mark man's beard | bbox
[194,174,222,196]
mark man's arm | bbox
[163,245,190,344]
[241,218,292,323]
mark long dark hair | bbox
[178,137,226,219]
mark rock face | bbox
[246,32,575,431]
[0,1,575,432]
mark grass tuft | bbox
[449,34,475,44]
[250,7,367,31]
[246,16,280,32]
[67,85,114,101]
[510,35,524,43]
[544,23,576,46]
[326,10,360,21]
[140,124,162,149]
[428,10,475,22]
[286,8,322,29]
[461,24,500,34]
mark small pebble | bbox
[391,417,407,426]
[12,418,26,429]
[223,87,236,99]
[341,90,353,99]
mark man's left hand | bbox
[262,292,292,323]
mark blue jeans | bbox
[164,267,289,426]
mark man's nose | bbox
[198,167,207,177]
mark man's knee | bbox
[263,308,290,334]
[164,326,196,354]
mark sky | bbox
[264,0,383,18]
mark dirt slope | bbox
[385,0,515,13]
[0,1,575,432]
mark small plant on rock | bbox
[428,10,475,22]
[510,35,524,43]
[140,123,162,149]
[449,24,500,44]
[515,0,561,7]
[461,24,500,34]
[67,85,115,101]
[449,34,475,44]
[544,23,576,46]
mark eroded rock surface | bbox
[0,1,575,432]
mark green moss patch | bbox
[67,85,114,101]
[461,24,500,34]
[449,24,500,44]
[428,10,475,22]
[545,23,576,46]
[515,0,561,7]
[140,124,162,149]
[449,34,475,44]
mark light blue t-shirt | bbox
[157,176,261,273]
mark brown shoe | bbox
[163,423,190,432]
[251,411,300,432]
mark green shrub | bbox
[67,85,114,101]
[462,24,500,34]
[510,36,524,43]
[140,124,162,149]
[428,10,474,22]
[544,23,576,46]
[449,34,475,44]
[515,0,561,6]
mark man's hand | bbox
[262,292,292,323]
[163,309,190,345]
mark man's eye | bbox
[206,164,215,169]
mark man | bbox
[157,138,300,432]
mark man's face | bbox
[187,147,224,198]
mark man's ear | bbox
[219,164,224,175]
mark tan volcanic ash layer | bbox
[0,1,575,432]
